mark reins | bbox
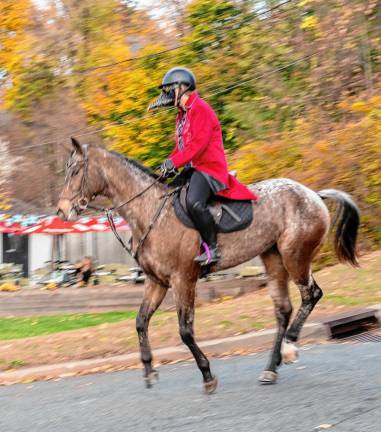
[102,181,180,261]
[88,174,163,213]
[72,147,180,261]
[91,177,179,260]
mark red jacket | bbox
[169,92,257,201]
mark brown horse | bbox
[57,138,359,394]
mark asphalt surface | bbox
[0,342,380,432]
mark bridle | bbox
[61,145,92,214]
[61,146,179,261]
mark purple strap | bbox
[202,242,211,264]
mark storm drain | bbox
[336,325,381,343]
[323,308,381,342]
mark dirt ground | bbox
[0,251,380,371]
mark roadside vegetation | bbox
[0,250,380,371]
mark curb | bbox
[372,303,381,322]
[1,304,379,386]
[0,322,328,386]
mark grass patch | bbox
[219,320,234,329]
[0,311,137,340]
[251,322,266,330]
[324,293,381,306]
[8,359,26,368]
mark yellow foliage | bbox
[0,193,11,211]
[298,0,314,6]
[0,0,35,110]
[0,282,19,292]
[314,140,329,152]
[231,94,381,247]
[78,29,174,164]
[301,15,318,31]
[350,101,369,113]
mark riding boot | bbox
[188,201,221,266]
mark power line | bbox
[64,45,367,110]
[75,107,176,138]
[9,1,369,155]
[5,0,295,78]
[74,53,319,137]
[13,124,100,153]
[208,53,318,97]
[13,108,176,155]
[12,51,318,154]
[26,53,371,152]
[12,53,371,157]
[75,0,295,74]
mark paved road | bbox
[0,342,380,432]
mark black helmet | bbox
[159,67,196,90]
[148,67,196,111]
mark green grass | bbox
[219,320,234,329]
[0,311,138,340]
[325,293,381,306]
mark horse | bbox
[57,138,360,394]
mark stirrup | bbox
[194,243,220,266]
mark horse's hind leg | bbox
[258,247,292,384]
[171,275,217,394]
[281,247,323,361]
[136,278,167,388]
[285,274,323,344]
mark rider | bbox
[148,67,257,266]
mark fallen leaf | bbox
[21,377,35,384]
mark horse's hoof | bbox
[258,370,278,385]
[203,376,218,394]
[144,370,159,388]
[281,340,299,364]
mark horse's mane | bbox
[109,151,160,180]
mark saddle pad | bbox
[173,194,253,233]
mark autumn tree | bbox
[1,0,381,253]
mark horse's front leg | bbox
[136,277,167,388]
[171,274,218,394]
[258,248,293,384]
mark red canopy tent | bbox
[23,216,129,266]
[21,217,78,234]
[0,215,130,272]
[10,216,130,235]
[0,222,22,233]
[84,217,130,233]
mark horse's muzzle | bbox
[56,199,77,221]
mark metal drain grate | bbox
[337,327,381,343]
[324,309,381,343]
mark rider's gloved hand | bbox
[160,159,178,178]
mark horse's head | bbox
[57,137,105,220]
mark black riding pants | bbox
[185,171,217,246]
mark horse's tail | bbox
[318,189,360,267]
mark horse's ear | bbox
[71,136,83,155]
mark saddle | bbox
[173,184,253,233]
